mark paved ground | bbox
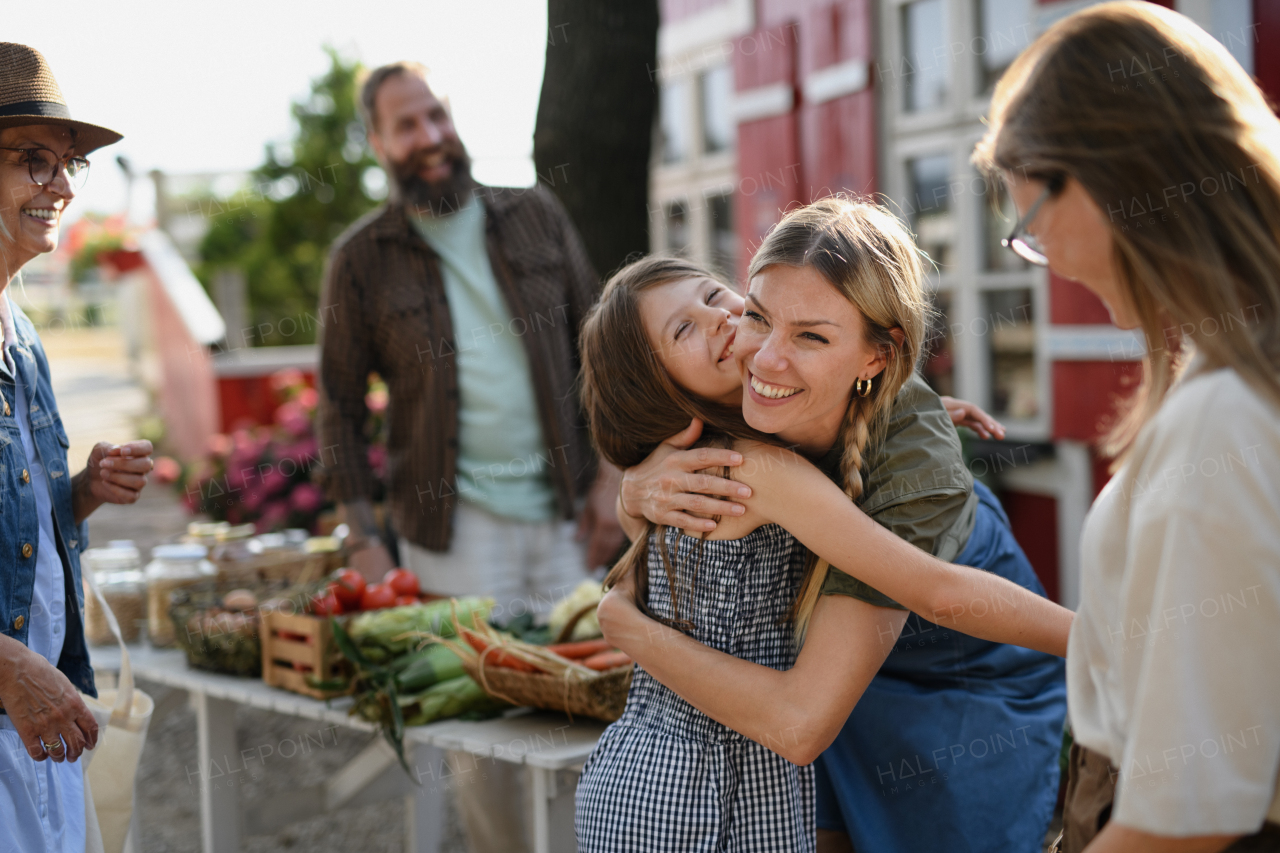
[43,325,467,853]
[40,325,149,474]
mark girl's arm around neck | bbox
[597,580,905,765]
[734,442,1074,657]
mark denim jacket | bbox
[0,300,94,697]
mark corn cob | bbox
[347,596,493,662]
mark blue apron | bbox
[816,481,1067,852]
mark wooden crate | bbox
[260,609,350,699]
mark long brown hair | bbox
[748,197,930,640]
[973,1,1280,463]
[580,255,767,628]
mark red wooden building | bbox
[101,232,317,462]
[651,0,1277,606]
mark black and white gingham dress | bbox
[575,524,814,852]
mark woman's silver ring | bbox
[42,739,62,751]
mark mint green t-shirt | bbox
[411,197,558,522]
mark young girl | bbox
[573,256,818,851]
[575,202,1067,850]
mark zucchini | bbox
[394,644,466,692]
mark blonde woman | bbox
[972,3,1280,851]
[597,200,1068,852]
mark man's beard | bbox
[389,145,477,217]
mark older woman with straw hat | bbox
[0,43,156,852]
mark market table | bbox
[89,645,607,853]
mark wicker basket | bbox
[460,657,633,722]
[170,585,262,677]
[214,549,340,591]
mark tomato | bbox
[310,590,342,616]
[360,583,397,611]
[394,594,418,607]
[383,568,420,598]
[331,569,366,609]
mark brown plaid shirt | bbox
[317,185,602,551]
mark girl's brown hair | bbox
[580,255,766,628]
[973,1,1280,463]
[748,197,930,640]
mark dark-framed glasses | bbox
[0,146,91,191]
[1001,174,1064,267]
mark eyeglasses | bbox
[0,146,91,191]
[1001,175,1064,267]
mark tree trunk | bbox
[533,1,659,280]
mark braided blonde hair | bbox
[747,197,930,641]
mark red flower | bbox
[289,482,324,514]
[365,386,388,414]
[278,436,320,466]
[242,485,266,513]
[367,444,387,478]
[296,386,319,411]
[152,456,181,485]
[256,500,290,533]
[269,368,305,394]
[274,401,311,438]
[207,433,233,458]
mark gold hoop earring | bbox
[856,377,872,397]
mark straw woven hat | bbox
[0,43,121,154]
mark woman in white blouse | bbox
[974,3,1280,852]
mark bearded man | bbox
[316,62,622,852]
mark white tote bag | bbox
[80,567,154,853]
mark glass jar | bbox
[184,521,230,550]
[82,546,145,645]
[106,540,141,563]
[210,523,257,588]
[146,544,215,648]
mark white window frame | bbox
[881,0,1050,440]
[651,48,740,272]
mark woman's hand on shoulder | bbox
[939,396,1005,440]
[619,419,751,534]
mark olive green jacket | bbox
[819,374,978,609]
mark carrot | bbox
[582,650,632,671]
[545,639,612,660]
[460,625,545,673]
[481,647,544,673]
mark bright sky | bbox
[6,0,550,223]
